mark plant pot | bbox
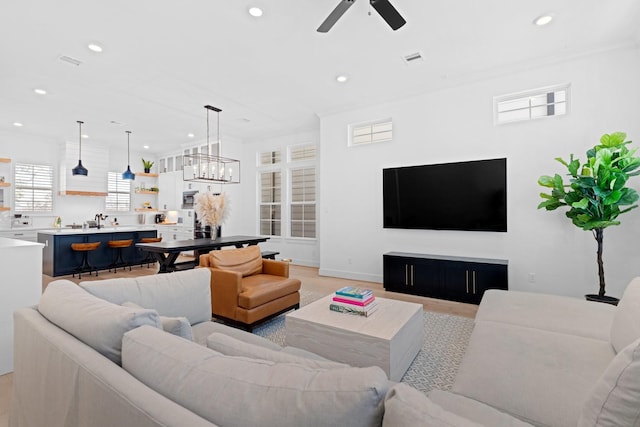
[585,294,620,306]
[144,168,150,173]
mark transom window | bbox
[14,163,53,212]
[494,84,569,124]
[349,118,393,146]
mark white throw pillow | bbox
[122,301,193,341]
[38,280,161,365]
[609,277,640,353]
[383,383,484,427]
[578,337,640,427]
[123,326,388,427]
[206,332,348,369]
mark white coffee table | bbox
[285,295,423,381]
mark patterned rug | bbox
[253,290,475,394]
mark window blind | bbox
[14,163,53,212]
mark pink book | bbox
[332,296,375,306]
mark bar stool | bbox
[71,242,101,279]
[139,237,162,268]
[107,239,133,272]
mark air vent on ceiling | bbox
[58,55,83,66]
[402,51,423,64]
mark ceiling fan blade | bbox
[370,0,406,30]
[317,0,356,33]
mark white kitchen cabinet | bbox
[158,171,180,211]
[0,230,38,242]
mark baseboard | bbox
[318,268,382,283]
[290,259,320,268]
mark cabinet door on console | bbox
[472,263,508,304]
[383,255,414,293]
[442,261,476,304]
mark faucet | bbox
[95,213,108,229]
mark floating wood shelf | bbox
[135,190,159,195]
[0,207,10,211]
[0,182,10,187]
[135,208,158,212]
[0,158,11,163]
[59,191,108,197]
[136,172,159,177]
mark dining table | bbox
[135,235,268,273]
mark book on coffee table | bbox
[335,286,373,299]
[329,300,378,317]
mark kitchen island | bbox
[38,226,158,277]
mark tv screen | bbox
[383,158,507,232]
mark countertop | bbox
[0,237,44,248]
[37,226,158,235]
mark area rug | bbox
[253,290,475,394]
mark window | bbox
[259,150,281,166]
[290,167,316,238]
[349,118,393,146]
[259,171,281,236]
[14,163,53,212]
[494,84,569,124]
[106,172,131,212]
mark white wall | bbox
[318,45,640,299]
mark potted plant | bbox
[538,132,640,304]
[142,158,154,173]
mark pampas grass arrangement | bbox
[194,192,229,228]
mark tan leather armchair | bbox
[198,245,301,330]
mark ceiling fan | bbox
[317,0,406,33]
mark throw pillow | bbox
[206,332,348,369]
[123,326,388,427]
[38,280,161,365]
[578,337,640,427]
[383,383,483,427]
[122,301,193,341]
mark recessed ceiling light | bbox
[34,88,47,95]
[336,75,348,83]
[534,14,553,26]
[87,43,103,52]
[143,145,150,149]
[187,133,195,138]
[13,122,23,127]
[249,7,263,17]
[81,134,89,139]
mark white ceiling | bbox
[2,0,640,154]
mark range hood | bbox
[59,141,109,196]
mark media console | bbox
[383,252,508,305]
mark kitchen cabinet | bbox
[383,252,508,305]
[158,171,179,211]
[0,230,38,242]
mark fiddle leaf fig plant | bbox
[538,132,640,298]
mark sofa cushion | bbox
[610,277,640,353]
[477,289,616,341]
[428,390,536,427]
[452,321,615,427]
[38,280,161,365]
[206,332,349,369]
[123,326,388,427]
[190,321,282,349]
[383,384,483,427]
[80,268,212,325]
[122,302,193,341]
[209,245,262,277]
[578,337,640,427]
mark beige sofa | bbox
[447,278,640,427]
[11,268,539,427]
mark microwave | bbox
[182,191,198,209]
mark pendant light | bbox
[71,120,88,176]
[122,130,135,180]
[182,105,240,184]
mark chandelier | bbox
[183,105,240,184]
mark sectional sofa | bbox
[9,268,640,426]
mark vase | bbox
[204,225,220,239]
[144,168,150,173]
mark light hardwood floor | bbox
[0,262,476,427]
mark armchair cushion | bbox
[208,245,262,277]
[238,275,302,309]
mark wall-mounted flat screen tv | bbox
[383,158,507,232]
